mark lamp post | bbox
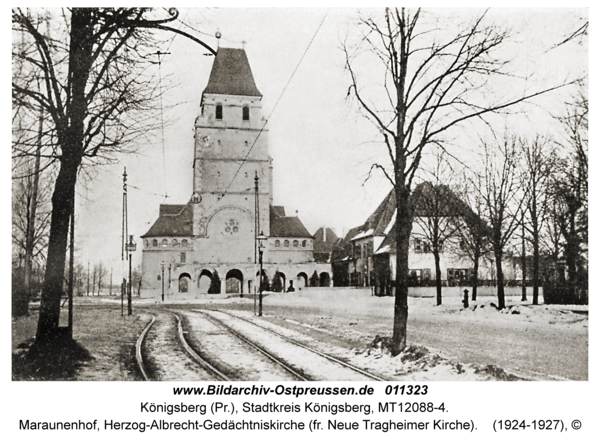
[126,235,136,316]
[161,262,165,301]
[257,231,267,316]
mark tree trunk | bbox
[36,157,80,341]
[532,229,540,305]
[472,248,480,301]
[494,248,506,309]
[35,8,93,342]
[434,250,442,306]
[392,184,412,356]
[521,221,527,301]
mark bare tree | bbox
[551,83,588,301]
[452,174,492,301]
[519,136,553,305]
[411,155,461,305]
[97,262,108,295]
[344,8,569,353]
[479,135,525,309]
[12,8,214,342]
[90,264,98,296]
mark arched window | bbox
[152,239,158,247]
[172,239,179,247]
[215,104,223,120]
[161,239,168,247]
[293,240,299,247]
[242,105,250,121]
[275,240,280,247]
[284,240,290,247]
[302,240,307,247]
[181,239,188,248]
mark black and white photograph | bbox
[9,4,592,438]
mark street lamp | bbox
[161,261,165,301]
[126,235,136,316]
[257,231,268,316]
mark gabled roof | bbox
[202,47,262,98]
[348,188,396,242]
[313,227,340,254]
[269,205,312,238]
[411,182,468,217]
[373,182,482,255]
[331,226,362,262]
[141,203,193,238]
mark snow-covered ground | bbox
[85,289,588,380]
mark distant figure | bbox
[286,280,295,293]
[462,289,469,308]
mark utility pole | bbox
[87,260,90,296]
[521,211,527,302]
[67,197,74,338]
[126,235,136,315]
[257,232,267,317]
[254,172,259,314]
[161,263,165,302]
[122,168,128,316]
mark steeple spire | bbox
[202,47,262,97]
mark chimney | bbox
[323,226,326,242]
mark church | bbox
[140,47,331,297]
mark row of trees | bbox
[413,100,588,311]
[345,8,586,354]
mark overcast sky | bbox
[11,7,587,275]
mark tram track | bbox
[135,307,386,381]
[195,309,385,381]
[213,309,386,381]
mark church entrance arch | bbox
[271,271,286,292]
[297,272,308,289]
[179,272,192,293]
[319,272,331,287]
[198,269,213,293]
[256,269,270,292]
[226,269,244,294]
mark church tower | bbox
[192,47,272,264]
[140,47,331,297]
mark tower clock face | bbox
[201,135,211,147]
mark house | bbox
[140,47,331,297]
[333,183,516,294]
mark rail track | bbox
[135,308,385,381]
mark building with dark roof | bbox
[333,182,505,294]
[140,47,330,297]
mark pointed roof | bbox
[202,47,262,97]
[349,189,396,241]
[313,227,340,255]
